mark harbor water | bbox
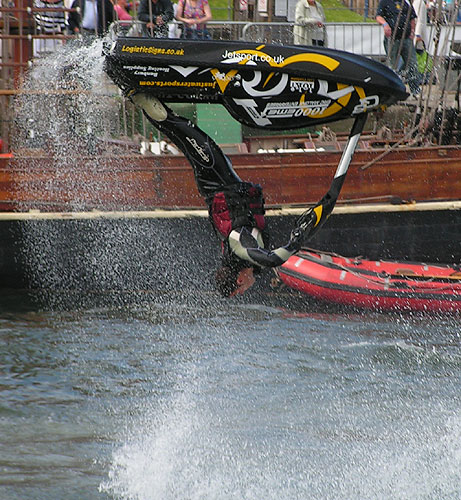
[1,291,461,500]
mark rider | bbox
[130,93,304,297]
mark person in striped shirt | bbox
[34,0,67,34]
[33,0,67,54]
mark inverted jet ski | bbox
[103,30,408,255]
[104,35,407,130]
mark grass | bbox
[210,0,369,22]
[322,0,370,22]
[211,1,235,20]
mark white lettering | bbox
[222,49,285,65]
[290,79,315,92]
[352,95,380,114]
[185,137,210,162]
[263,100,331,118]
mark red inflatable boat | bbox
[278,249,461,313]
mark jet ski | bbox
[103,28,408,248]
[103,34,408,130]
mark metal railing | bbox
[110,20,461,58]
[3,14,461,152]
[110,21,381,54]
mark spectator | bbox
[138,0,174,37]
[413,0,429,46]
[114,0,132,20]
[376,0,421,96]
[33,0,67,54]
[415,38,434,84]
[293,0,327,47]
[68,0,114,36]
[168,3,182,38]
[175,0,212,40]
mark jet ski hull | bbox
[104,38,408,129]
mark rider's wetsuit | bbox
[135,95,301,269]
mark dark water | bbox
[1,290,460,500]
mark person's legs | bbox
[131,94,241,197]
[401,38,421,94]
[384,37,402,71]
[182,27,194,39]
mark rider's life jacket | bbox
[208,182,266,240]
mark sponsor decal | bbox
[135,71,158,77]
[262,100,331,118]
[221,46,340,72]
[222,49,285,65]
[233,98,272,126]
[352,95,380,114]
[185,137,210,162]
[139,80,216,88]
[123,65,170,72]
[121,45,185,56]
[290,78,315,93]
[123,65,171,77]
[233,89,354,126]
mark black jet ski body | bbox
[104,37,407,129]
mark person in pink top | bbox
[114,0,132,20]
[175,0,212,39]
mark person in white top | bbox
[68,0,114,36]
[293,0,327,47]
[412,0,429,47]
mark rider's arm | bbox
[228,227,300,268]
